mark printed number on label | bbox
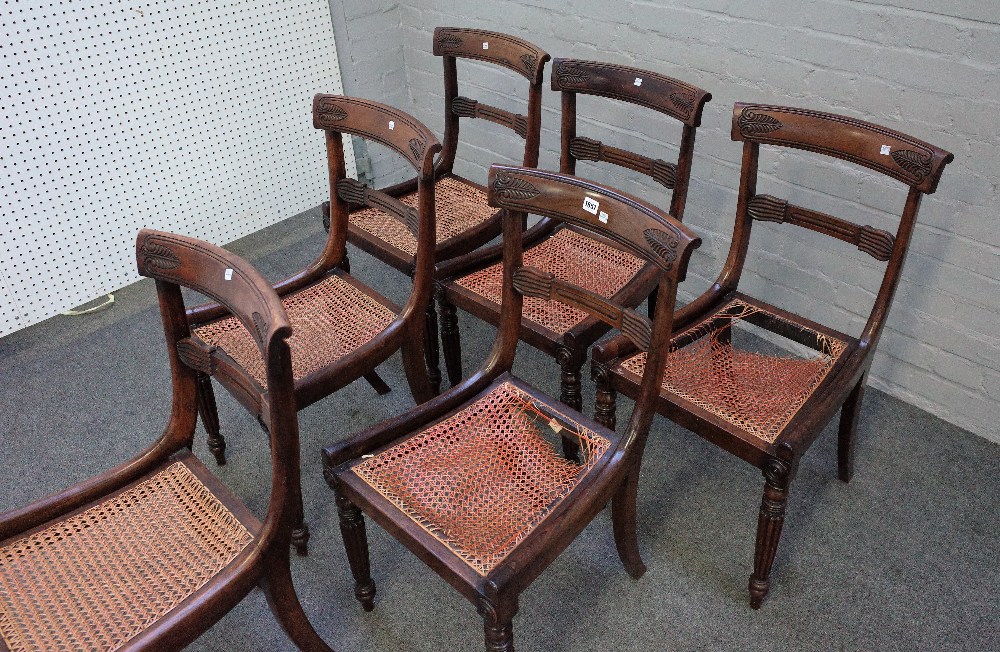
[634,77,643,86]
[582,196,599,215]
[880,145,891,155]
[224,268,233,281]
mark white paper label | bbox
[582,196,599,214]
[224,268,233,281]
[548,419,562,433]
[634,77,643,86]
[599,211,609,223]
[880,144,891,155]
[388,120,395,130]
[482,42,489,49]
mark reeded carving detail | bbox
[139,237,180,273]
[738,109,783,136]
[437,33,463,49]
[316,97,347,124]
[493,172,540,200]
[452,96,478,117]
[643,227,680,271]
[408,137,426,162]
[568,136,601,161]
[520,53,537,74]
[890,149,932,180]
[650,159,677,189]
[669,91,694,114]
[747,195,789,223]
[251,311,268,346]
[512,266,553,297]
[555,63,590,86]
[337,178,368,205]
[620,312,652,351]
[857,225,895,261]
[177,339,216,374]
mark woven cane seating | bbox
[0,230,336,652]
[437,60,711,426]
[185,96,441,556]
[592,103,953,608]
[323,166,701,652]
[336,27,550,395]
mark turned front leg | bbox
[439,291,463,388]
[749,456,792,609]
[592,360,617,431]
[335,490,376,611]
[424,293,442,395]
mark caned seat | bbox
[337,27,550,394]
[0,230,336,652]
[0,455,255,652]
[349,176,493,257]
[592,103,953,608]
[186,96,441,555]
[193,273,397,388]
[323,166,701,652]
[437,59,711,422]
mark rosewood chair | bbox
[591,103,953,608]
[322,165,701,652]
[436,59,710,431]
[339,27,549,392]
[0,230,335,652]
[187,95,441,555]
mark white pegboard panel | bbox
[1,0,356,337]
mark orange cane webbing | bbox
[455,229,647,334]
[620,300,847,443]
[352,381,611,575]
[350,176,495,256]
[194,274,396,388]
[0,462,253,652]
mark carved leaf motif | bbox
[438,33,463,49]
[409,137,426,162]
[738,109,782,136]
[141,238,180,272]
[317,98,347,121]
[520,54,537,74]
[890,149,931,180]
[643,227,679,271]
[555,64,590,86]
[493,172,540,200]
[669,92,694,113]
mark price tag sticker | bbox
[548,419,563,433]
[482,42,489,50]
[224,268,233,281]
[599,211,609,224]
[634,77,643,86]
[388,120,395,130]
[582,196,599,215]
[880,144,891,155]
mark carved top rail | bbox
[746,194,896,261]
[487,165,701,278]
[551,59,712,126]
[731,103,953,193]
[434,27,549,83]
[313,94,440,170]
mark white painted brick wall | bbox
[337,0,1000,443]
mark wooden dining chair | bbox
[436,60,710,435]
[338,27,549,393]
[0,230,335,652]
[591,103,953,608]
[322,165,700,652]
[186,95,441,555]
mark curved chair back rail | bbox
[433,26,548,83]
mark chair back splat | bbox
[592,102,953,609]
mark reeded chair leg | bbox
[439,293,464,388]
[611,464,647,579]
[424,293,442,395]
[749,458,792,609]
[336,490,376,611]
[291,488,310,557]
[260,552,336,652]
[592,361,617,431]
[483,618,515,652]
[556,345,586,461]
[196,372,226,465]
[838,373,867,483]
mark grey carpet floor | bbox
[1,209,997,651]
